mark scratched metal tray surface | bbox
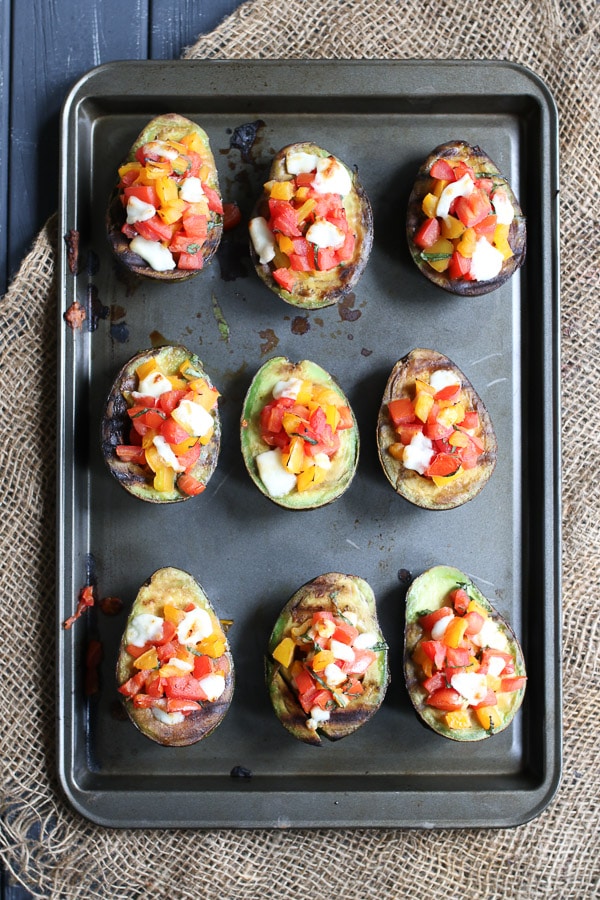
[57,60,561,828]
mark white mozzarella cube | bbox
[135,370,173,398]
[129,236,176,271]
[126,613,164,647]
[198,673,226,701]
[171,399,213,437]
[435,174,474,218]
[403,431,434,475]
[249,216,277,264]
[126,195,156,224]
[312,156,352,196]
[272,378,303,400]
[255,448,297,497]
[306,218,345,249]
[177,607,213,645]
[152,435,185,472]
[429,369,461,393]
[179,176,205,202]
[470,236,504,281]
[285,150,318,175]
[491,187,515,225]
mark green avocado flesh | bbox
[377,348,497,510]
[404,565,526,742]
[250,141,373,309]
[406,140,526,296]
[240,356,359,509]
[101,344,221,503]
[116,567,234,747]
[106,113,223,281]
[266,573,389,745]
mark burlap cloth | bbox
[1,0,598,897]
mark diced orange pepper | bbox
[312,650,335,671]
[282,436,305,474]
[276,234,295,256]
[296,467,315,492]
[388,442,406,461]
[414,391,435,423]
[272,637,296,668]
[415,378,436,397]
[296,199,317,223]
[449,430,469,448]
[466,599,488,619]
[443,710,471,730]
[443,616,469,648]
[421,192,439,218]
[163,603,186,625]
[456,227,477,258]
[475,706,502,731]
[440,214,466,240]
[270,181,295,201]
[133,647,158,670]
[136,358,159,381]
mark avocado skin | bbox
[106,113,223,281]
[101,344,221,503]
[250,141,373,309]
[406,140,526,296]
[240,356,359,510]
[404,565,526,742]
[376,348,497,510]
[116,567,234,747]
[266,573,389,745]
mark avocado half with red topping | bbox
[404,565,526,741]
[249,142,373,309]
[116,567,234,747]
[406,140,526,295]
[101,344,221,503]
[240,356,359,509]
[376,348,497,510]
[106,113,223,281]
[266,573,389,745]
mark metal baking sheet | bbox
[57,60,561,828]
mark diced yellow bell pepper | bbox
[133,647,159,670]
[475,705,502,731]
[166,374,188,391]
[163,603,186,625]
[181,133,204,154]
[388,442,406,461]
[141,430,158,450]
[272,247,290,269]
[282,412,304,435]
[198,426,214,446]
[157,201,186,225]
[198,165,210,183]
[296,380,314,406]
[276,234,295,256]
[154,465,175,493]
[155,175,179,205]
[296,199,317,223]
[144,445,161,472]
[414,391,435,423]
[443,710,471,730]
[312,650,335,671]
[272,637,296,668]
[189,381,220,410]
[283,436,305,474]
[325,404,341,431]
[443,616,469,648]
[421,192,439,218]
[294,186,310,202]
[432,467,463,487]
[486,675,502,693]
[136,358,159,381]
[432,178,449,198]
[311,386,339,407]
[457,227,477,258]
[270,180,295,201]
[441,214,466,240]
[449,430,469,448]
[466,599,488,619]
[172,436,199,455]
[144,160,172,179]
[415,378,436,397]
[296,467,315,492]
[196,633,226,658]
[493,223,513,259]
[438,402,466,426]
[118,161,143,179]
[312,465,327,485]
[423,237,454,272]
[412,643,434,679]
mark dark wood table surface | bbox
[1,3,244,895]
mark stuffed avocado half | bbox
[404,565,526,741]
[406,140,526,295]
[266,573,389,745]
[248,142,373,309]
[116,567,234,747]
[240,356,359,509]
[377,348,497,510]
[101,344,221,503]
[106,113,223,280]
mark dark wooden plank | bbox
[0,0,10,293]
[3,0,150,293]
[150,0,242,58]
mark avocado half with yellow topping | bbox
[266,573,389,745]
[106,113,223,281]
[249,142,373,309]
[116,567,234,747]
[101,344,221,503]
[377,348,497,510]
[406,140,526,295]
[404,565,526,741]
[240,356,359,509]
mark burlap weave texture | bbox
[1,0,599,897]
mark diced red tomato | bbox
[272,267,296,292]
[177,474,206,496]
[223,202,242,230]
[344,678,364,697]
[123,184,159,207]
[166,699,202,715]
[445,646,471,667]
[316,248,339,271]
[424,419,454,441]
[473,214,498,238]
[202,184,223,214]
[312,689,334,710]
[177,251,204,270]
[164,676,206,701]
[448,249,472,281]
[154,620,177,646]
[434,384,461,403]
[158,390,187,416]
[156,641,178,662]
[294,666,316,696]
[332,623,360,645]
[118,670,149,697]
[422,671,447,694]
[269,199,302,237]
[454,191,492,228]
[452,161,476,182]
[125,642,153,659]
[457,410,479,430]
[134,216,175,243]
[399,422,424,445]
[430,159,456,181]
[115,445,146,465]
[464,610,485,635]
[145,674,166,698]
[425,453,461,478]
[420,640,446,670]
[500,676,527,693]
[450,587,470,615]
[336,230,355,263]
[471,690,499,709]
[298,687,319,714]
[193,654,213,679]
[344,649,376,675]
[289,251,314,272]
[336,406,354,430]
[388,397,416,427]
[312,611,335,625]
[159,417,190,446]
[176,441,201,473]
[182,213,208,240]
[418,607,453,633]
[425,687,464,710]
[413,217,441,249]
[132,695,165,709]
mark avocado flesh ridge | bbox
[404,565,526,742]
